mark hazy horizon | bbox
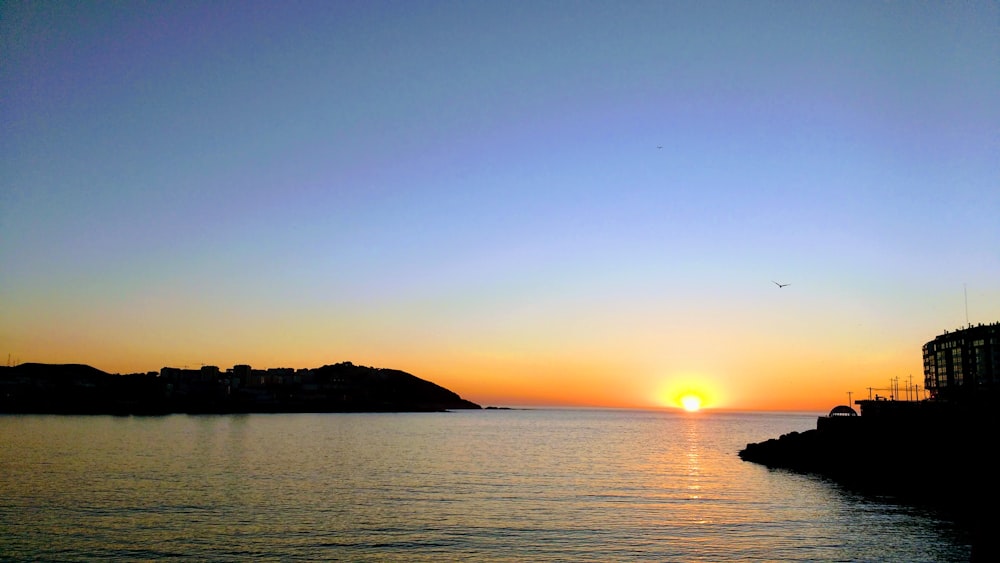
[3,1,998,412]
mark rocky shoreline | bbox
[739,401,1000,559]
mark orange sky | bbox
[2,2,998,413]
[3,310,938,413]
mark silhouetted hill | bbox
[310,362,482,412]
[0,362,481,414]
[6,362,111,379]
[0,363,130,414]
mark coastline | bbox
[0,362,482,414]
[739,400,1000,558]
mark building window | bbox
[953,348,963,386]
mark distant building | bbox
[923,322,1000,400]
[231,364,253,387]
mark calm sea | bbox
[0,409,970,561]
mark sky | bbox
[2,1,998,411]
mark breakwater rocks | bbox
[739,401,1000,559]
[740,403,1000,506]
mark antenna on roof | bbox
[964,283,970,328]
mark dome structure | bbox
[828,405,857,417]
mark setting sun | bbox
[680,394,703,412]
[656,375,721,411]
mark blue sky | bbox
[2,1,998,409]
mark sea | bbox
[0,409,972,562]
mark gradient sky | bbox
[3,1,998,411]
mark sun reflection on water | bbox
[0,410,972,561]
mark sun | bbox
[680,394,703,412]
[656,376,719,411]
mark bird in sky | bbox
[657,145,663,149]
[772,281,790,288]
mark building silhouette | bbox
[923,322,1000,401]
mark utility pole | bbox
[847,391,853,406]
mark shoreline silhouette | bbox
[0,362,481,414]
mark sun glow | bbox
[680,394,702,412]
[656,374,720,411]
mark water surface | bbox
[0,409,970,561]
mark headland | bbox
[0,361,482,414]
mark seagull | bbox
[772,281,790,288]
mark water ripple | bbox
[0,411,970,561]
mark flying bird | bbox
[772,281,790,288]
[657,145,663,149]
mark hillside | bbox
[0,362,481,414]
